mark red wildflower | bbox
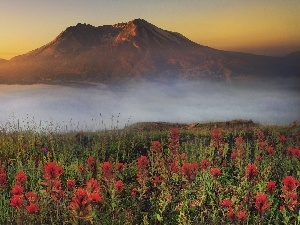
[246,163,257,181]
[231,152,237,159]
[67,178,76,191]
[115,180,124,192]
[182,163,198,181]
[219,199,233,208]
[211,167,221,178]
[89,192,102,203]
[278,134,287,143]
[10,195,24,208]
[279,205,285,211]
[102,161,113,179]
[235,136,245,146]
[256,154,262,162]
[72,188,89,208]
[153,175,162,184]
[211,128,223,147]
[51,180,64,201]
[25,202,40,213]
[26,192,38,203]
[87,156,95,170]
[227,208,235,219]
[15,171,27,185]
[266,146,274,155]
[256,129,265,142]
[44,162,63,180]
[86,178,100,193]
[255,192,270,213]
[137,156,149,171]
[0,172,7,189]
[168,128,180,152]
[282,176,299,191]
[131,187,137,196]
[116,162,124,172]
[236,210,248,220]
[78,164,85,173]
[150,141,162,153]
[200,159,210,170]
[11,185,24,195]
[266,181,276,193]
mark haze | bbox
[1,0,300,59]
[0,80,299,131]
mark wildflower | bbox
[282,176,299,191]
[150,141,162,153]
[44,162,63,180]
[67,178,76,191]
[26,192,38,203]
[0,172,7,189]
[231,152,237,159]
[200,159,210,170]
[266,181,276,193]
[246,163,257,181]
[102,161,113,179]
[278,135,287,143]
[42,147,48,153]
[256,154,262,162]
[115,180,124,192]
[211,167,221,178]
[227,208,235,219]
[137,156,149,171]
[182,163,198,181]
[219,199,233,208]
[11,185,24,195]
[168,128,180,152]
[10,195,24,208]
[279,205,285,211]
[153,175,162,184]
[87,156,95,171]
[89,192,102,203]
[25,202,40,213]
[116,162,124,172]
[255,192,270,213]
[15,171,27,185]
[86,178,100,193]
[236,210,248,220]
[131,187,137,196]
[51,180,64,201]
[77,164,85,173]
[266,146,274,155]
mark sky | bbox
[0,0,300,59]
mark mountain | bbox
[0,19,299,85]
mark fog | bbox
[0,79,299,131]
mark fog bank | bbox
[0,80,299,131]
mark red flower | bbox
[279,205,285,211]
[137,155,149,171]
[211,167,221,178]
[115,180,124,192]
[153,175,162,184]
[116,162,124,172]
[0,172,7,188]
[102,161,113,179]
[15,171,27,185]
[182,163,198,181]
[10,195,24,208]
[246,163,257,181]
[227,208,235,219]
[26,192,38,203]
[25,202,40,213]
[77,165,85,173]
[256,154,262,162]
[67,178,76,191]
[11,185,24,195]
[231,152,237,159]
[266,181,276,193]
[44,162,63,180]
[219,199,233,208]
[282,176,299,191]
[255,192,270,213]
[87,156,95,170]
[73,188,89,208]
[278,135,287,143]
[150,141,162,153]
[200,159,210,170]
[89,192,102,203]
[86,178,100,193]
[266,146,274,155]
[236,210,248,220]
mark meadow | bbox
[0,120,299,224]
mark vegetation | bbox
[0,120,299,224]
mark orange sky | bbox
[0,0,299,59]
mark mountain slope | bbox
[0,19,299,84]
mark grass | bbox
[0,119,299,224]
